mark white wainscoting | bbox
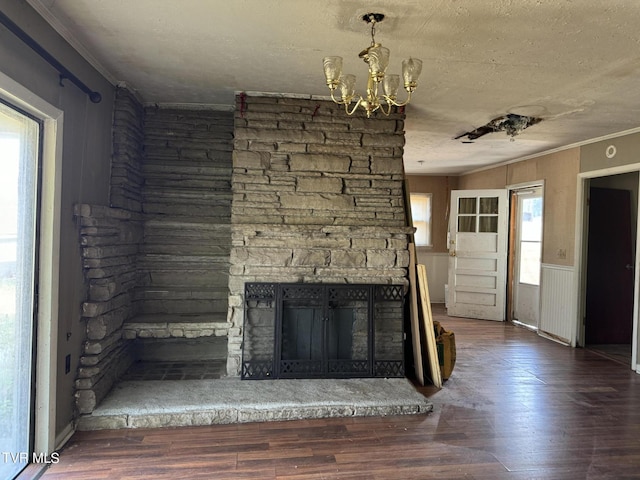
[414,250,449,303]
[539,263,576,345]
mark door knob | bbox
[625,264,634,270]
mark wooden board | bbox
[408,244,424,385]
[417,263,443,388]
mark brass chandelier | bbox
[323,13,422,117]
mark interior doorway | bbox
[584,173,638,366]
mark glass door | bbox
[0,100,40,480]
[512,187,543,329]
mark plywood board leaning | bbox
[417,263,443,388]
[408,244,424,385]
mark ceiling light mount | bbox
[323,13,422,117]
[455,114,542,142]
[362,13,385,23]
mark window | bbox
[410,193,432,246]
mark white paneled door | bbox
[447,189,508,321]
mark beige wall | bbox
[0,1,115,436]
[406,175,459,253]
[458,148,580,266]
[458,165,508,190]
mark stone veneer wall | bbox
[74,89,413,410]
[226,94,414,376]
[128,107,233,334]
[110,87,145,213]
[74,88,145,414]
[75,90,235,415]
[74,205,143,414]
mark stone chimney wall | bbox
[74,88,145,414]
[110,87,145,212]
[226,94,414,376]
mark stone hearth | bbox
[77,378,432,430]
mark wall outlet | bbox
[65,354,71,374]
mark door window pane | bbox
[458,216,476,232]
[479,197,499,214]
[458,197,476,214]
[0,101,39,480]
[479,216,498,233]
[520,197,543,241]
[519,241,542,285]
[518,196,542,285]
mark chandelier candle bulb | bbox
[323,56,343,87]
[402,58,423,91]
[383,74,400,100]
[339,74,356,101]
[322,13,422,117]
[366,46,390,80]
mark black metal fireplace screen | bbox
[241,283,405,379]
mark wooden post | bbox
[408,244,424,385]
[417,263,442,388]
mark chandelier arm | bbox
[329,89,350,106]
[345,97,364,115]
[378,102,393,116]
[383,90,413,108]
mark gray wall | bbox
[581,132,640,173]
[0,0,115,435]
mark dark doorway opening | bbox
[585,177,637,365]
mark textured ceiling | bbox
[27,0,640,174]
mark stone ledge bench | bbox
[122,313,231,339]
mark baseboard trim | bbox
[54,422,75,451]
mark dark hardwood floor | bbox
[40,305,640,479]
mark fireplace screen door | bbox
[242,283,405,379]
[279,285,369,377]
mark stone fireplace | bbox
[74,89,414,417]
[226,93,414,377]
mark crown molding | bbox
[145,102,235,111]
[463,126,640,176]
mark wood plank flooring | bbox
[39,305,640,479]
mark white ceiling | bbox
[27,0,640,174]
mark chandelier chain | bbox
[370,20,377,46]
